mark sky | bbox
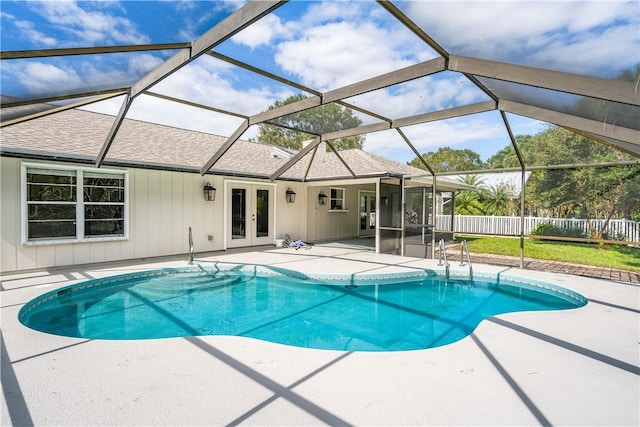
[2,0,638,163]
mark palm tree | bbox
[483,183,517,216]
[455,174,487,215]
[455,191,484,215]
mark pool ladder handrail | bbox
[188,226,194,265]
[437,239,450,280]
[459,239,473,280]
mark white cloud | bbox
[127,53,164,76]
[297,0,363,28]
[128,95,251,138]
[344,74,488,121]
[529,24,640,76]
[10,0,625,165]
[13,19,58,47]
[82,93,255,141]
[3,54,161,97]
[29,1,150,46]
[176,1,245,41]
[153,58,294,117]
[365,115,511,162]
[230,13,289,48]
[404,1,639,73]
[8,61,82,93]
[275,20,418,90]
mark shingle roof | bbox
[1,108,429,181]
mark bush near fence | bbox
[435,215,640,242]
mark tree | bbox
[454,174,486,215]
[483,183,518,216]
[408,147,486,173]
[255,93,365,151]
[518,127,640,236]
[486,134,537,169]
[573,64,639,132]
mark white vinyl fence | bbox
[435,215,640,242]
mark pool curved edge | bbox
[18,263,587,326]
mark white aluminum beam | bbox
[207,51,321,96]
[396,128,434,175]
[322,122,391,141]
[563,128,640,158]
[450,55,640,106]
[393,100,496,128]
[1,87,130,108]
[131,1,284,98]
[200,119,250,175]
[326,141,356,178]
[323,58,445,104]
[269,136,321,181]
[1,91,126,128]
[1,43,191,59]
[97,94,133,166]
[250,58,444,126]
[145,91,248,119]
[250,96,322,125]
[376,0,449,59]
[102,0,285,168]
[500,99,639,147]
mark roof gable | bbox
[0,108,430,180]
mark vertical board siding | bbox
[275,183,305,241]
[0,159,19,271]
[0,158,225,272]
[306,184,373,242]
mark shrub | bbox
[530,222,587,239]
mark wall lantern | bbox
[285,188,296,203]
[203,183,216,201]
[381,196,389,206]
[318,191,328,205]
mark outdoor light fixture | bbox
[286,188,296,203]
[381,196,389,206]
[203,183,216,201]
[318,191,327,205]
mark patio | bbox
[2,246,638,426]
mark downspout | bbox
[500,111,526,269]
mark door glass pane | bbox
[405,189,423,225]
[360,195,367,230]
[369,196,376,230]
[232,188,246,239]
[256,189,269,238]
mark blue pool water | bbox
[19,265,586,351]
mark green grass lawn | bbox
[460,236,640,271]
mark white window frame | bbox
[329,187,346,210]
[21,162,129,245]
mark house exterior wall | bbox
[306,183,375,242]
[273,181,306,242]
[0,157,311,272]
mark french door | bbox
[359,190,376,237]
[226,182,274,248]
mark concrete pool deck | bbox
[2,246,639,426]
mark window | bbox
[23,163,127,244]
[330,188,346,210]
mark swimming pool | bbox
[19,264,586,351]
